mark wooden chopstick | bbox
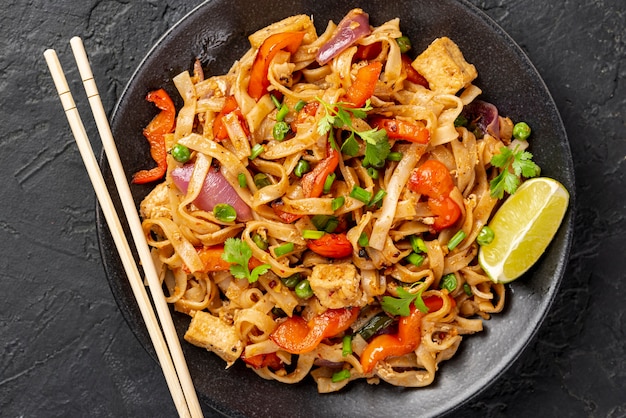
[44,43,203,418]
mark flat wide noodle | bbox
[137,9,521,393]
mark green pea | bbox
[171,143,191,163]
[213,203,236,222]
[477,226,495,246]
[281,273,301,289]
[294,159,310,177]
[513,122,531,141]
[295,279,314,299]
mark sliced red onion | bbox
[463,100,500,138]
[316,9,372,65]
[171,163,252,222]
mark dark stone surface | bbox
[0,0,623,417]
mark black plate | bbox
[97,0,575,416]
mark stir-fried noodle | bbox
[137,9,522,392]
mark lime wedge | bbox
[478,177,569,283]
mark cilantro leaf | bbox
[341,132,360,156]
[489,145,541,199]
[381,286,427,316]
[361,129,391,168]
[222,237,271,283]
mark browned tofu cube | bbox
[412,37,477,94]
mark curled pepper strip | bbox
[341,61,382,108]
[408,159,461,231]
[360,304,422,374]
[248,31,306,101]
[270,307,360,354]
[369,116,430,144]
[132,89,175,184]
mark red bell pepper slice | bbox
[423,294,457,312]
[360,304,422,373]
[270,307,360,354]
[428,196,462,231]
[408,160,461,231]
[183,245,265,273]
[132,89,175,184]
[408,159,455,197]
[213,95,249,141]
[248,31,306,101]
[342,61,382,108]
[306,233,353,259]
[354,42,382,61]
[271,200,302,224]
[401,54,429,88]
[242,352,283,370]
[369,116,430,144]
[300,144,340,198]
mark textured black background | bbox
[1,1,624,417]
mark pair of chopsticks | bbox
[44,38,203,418]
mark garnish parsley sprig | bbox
[490,145,541,199]
[315,97,391,168]
[222,237,271,283]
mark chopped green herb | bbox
[409,235,428,253]
[270,94,282,109]
[331,369,351,383]
[357,313,394,340]
[405,252,424,267]
[254,173,271,188]
[323,172,336,194]
[303,229,325,240]
[294,99,306,112]
[463,283,473,296]
[331,196,345,211]
[252,232,268,250]
[490,145,541,198]
[367,167,379,180]
[274,242,294,257]
[440,273,458,292]
[386,151,403,162]
[341,132,360,156]
[272,121,290,141]
[454,114,468,127]
[447,230,466,251]
[237,172,247,188]
[276,103,289,122]
[381,286,428,316]
[342,335,353,356]
[358,232,369,247]
[368,189,386,208]
[315,97,391,167]
[222,238,271,283]
[350,185,372,204]
[249,143,265,160]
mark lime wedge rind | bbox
[478,177,569,284]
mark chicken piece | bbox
[184,310,243,366]
[139,181,171,219]
[308,263,362,309]
[412,37,477,95]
